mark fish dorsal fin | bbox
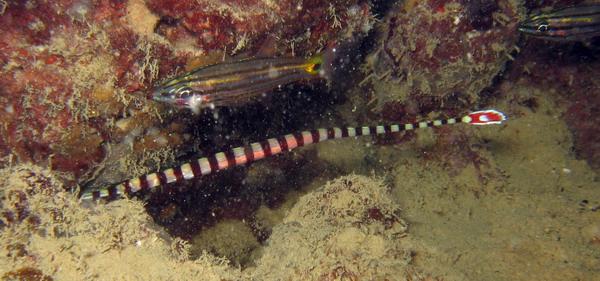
[185,50,227,71]
[254,36,279,57]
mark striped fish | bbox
[153,54,329,114]
[519,4,600,40]
[80,110,507,201]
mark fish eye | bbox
[177,88,193,99]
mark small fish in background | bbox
[152,52,335,115]
[519,4,600,41]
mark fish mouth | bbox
[175,99,191,106]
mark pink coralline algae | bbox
[147,0,373,54]
[0,0,372,186]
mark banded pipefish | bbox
[152,53,333,114]
[519,4,600,40]
[80,110,507,201]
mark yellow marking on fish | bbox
[203,77,244,87]
[202,61,320,87]
[305,55,323,74]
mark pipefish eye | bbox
[176,87,193,99]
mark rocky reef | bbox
[0,0,373,188]
[351,0,523,133]
[1,0,599,280]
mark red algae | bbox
[0,0,372,188]
[504,34,600,170]
[2,267,53,281]
[367,0,522,116]
[147,0,372,54]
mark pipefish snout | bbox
[152,54,330,114]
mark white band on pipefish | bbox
[80,109,507,201]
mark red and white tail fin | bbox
[464,110,507,125]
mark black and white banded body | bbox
[80,110,506,201]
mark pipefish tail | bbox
[152,54,331,114]
[519,4,600,41]
[80,110,507,201]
